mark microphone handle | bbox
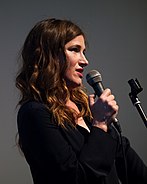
[112,118,122,134]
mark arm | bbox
[17,101,118,183]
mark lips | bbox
[76,68,84,78]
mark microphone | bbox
[86,70,122,133]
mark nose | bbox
[79,53,89,66]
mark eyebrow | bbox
[67,44,86,50]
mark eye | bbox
[68,47,80,53]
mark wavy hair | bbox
[16,18,92,128]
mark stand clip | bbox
[128,78,147,128]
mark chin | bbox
[67,81,82,89]
[65,77,83,89]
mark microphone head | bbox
[86,70,102,86]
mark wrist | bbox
[92,120,108,132]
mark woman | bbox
[16,18,147,184]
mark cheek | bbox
[64,61,76,81]
[65,50,78,67]
[64,66,73,79]
[66,58,77,71]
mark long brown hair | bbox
[16,18,92,128]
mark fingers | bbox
[100,88,118,112]
[89,88,119,124]
[100,88,111,97]
[89,88,113,105]
[88,93,96,107]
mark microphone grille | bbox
[86,70,102,86]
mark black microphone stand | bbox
[128,78,147,128]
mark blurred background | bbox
[0,0,147,183]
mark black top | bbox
[17,101,147,184]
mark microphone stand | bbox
[128,78,147,128]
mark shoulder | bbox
[17,101,50,119]
[17,101,55,130]
[18,101,47,112]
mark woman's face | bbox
[64,35,89,89]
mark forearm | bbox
[79,126,117,177]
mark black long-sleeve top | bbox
[17,101,147,184]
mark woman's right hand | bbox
[88,88,119,132]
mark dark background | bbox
[0,0,147,183]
